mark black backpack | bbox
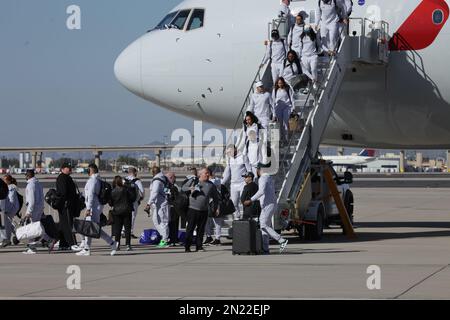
[98,180,112,205]
[45,188,61,210]
[124,178,140,204]
[16,192,24,217]
[0,179,7,200]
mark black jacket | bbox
[241,182,261,219]
[56,173,80,215]
[109,186,133,216]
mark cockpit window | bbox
[171,9,191,30]
[154,11,178,30]
[187,9,205,30]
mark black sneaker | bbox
[196,247,206,252]
[185,248,192,253]
[203,237,213,246]
[211,239,221,246]
[131,234,138,239]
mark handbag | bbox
[73,217,101,239]
[16,221,44,242]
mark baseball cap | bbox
[242,172,255,179]
[61,162,72,169]
[255,81,264,88]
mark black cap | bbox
[242,172,255,179]
[271,29,280,37]
[61,162,72,169]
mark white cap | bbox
[255,81,264,88]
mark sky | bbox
[0,0,196,147]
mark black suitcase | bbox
[40,215,59,239]
[232,219,263,255]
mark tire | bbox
[343,190,354,225]
[304,204,324,241]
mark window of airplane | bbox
[155,11,178,30]
[187,9,205,31]
[171,9,192,30]
[433,9,444,25]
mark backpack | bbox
[16,192,24,217]
[124,178,140,204]
[45,188,61,210]
[98,180,112,205]
[0,179,7,200]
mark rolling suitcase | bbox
[232,219,263,255]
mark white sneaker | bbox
[110,241,119,256]
[76,249,91,256]
[279,239,289,253]
[22,248,37,255]
[53,241,60,249]
[71,245,84,252]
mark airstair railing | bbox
[277,26,348,204]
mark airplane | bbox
[323,149,376,165]
[114,0,450,150]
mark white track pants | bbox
[320,22,339,52]
[231,183,245,220]
[152,204,169,241]
[271,63,284,85]
[259,203,284,252]
[301,55,318,82]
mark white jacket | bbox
[247,91,274,123]
[148,172,168,207]
[222,155,250,185]
[251,174,276,207]
[273,88,295,112]
[287,23,305,51]
[300,34,320,57]
[84,173,103,215]
[263,39,288,65]
[282,60,301,81]
[25,177,44,221]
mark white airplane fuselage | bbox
[114,0,450,149]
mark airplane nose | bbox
[114,38,143,97]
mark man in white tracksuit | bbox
[339,0,353,35]
[22,170,50,254]
[279,0,294,32]
[74,164,118,256]
[287,12,306,59]
[222,145,251,220]
[145,167,170,248]
[317,0,348,54]
[300,26,321,91]
[125,167,145,238]
[262,29,288,85]
[247,81,274,129]
[245,167,288,254]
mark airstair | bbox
[225,18,390,238]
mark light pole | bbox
[163,135,168,169]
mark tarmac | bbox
[1,186,450,299]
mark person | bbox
[222,145,250,220]
[179,167,199,228]
[279,0,294,31]
[243,166,288,255]
[182,167,219,252]
[73,164,118,256]
[240,172,261,220]
[124,167,145,239]
[243,112,264,177]
[166,172,181,247]
[23,169,50,254]
[55,163,79,250]
[282,50,303,91]
[144,167,170,248]
[247,81,274,129]
[109,176,134,251]
[317,0,348,55]
[339,0,353,35]
[0,175,19,248]
[273,77,295,144]
[204,175,225,246]
[300,25,321,93]
[287,12,306,58]
[262,29,288,85]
